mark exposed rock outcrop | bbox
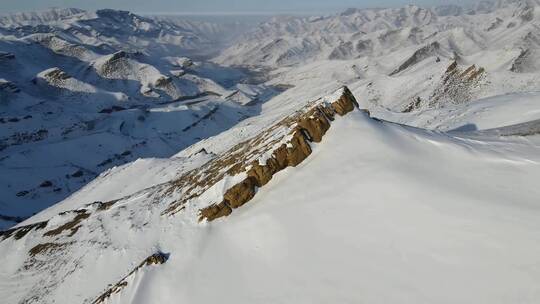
[390,42,441,76]
[93,51,131,78]
[402,96,423,113]
[43,209,90,237]
[93,252,168,304]
[428,61,486,107]
[0,86,362,304]
[0,79,20,94]
[165,87,360,222]
[486,17,503,31]
[510,48,534,72]
[29,242,68,257]
[0,51,15,60]
[0,221,48,241]
[32,35,94,61]
[400,61,486,112]
[43,68,71,81]
[37,68,72,89]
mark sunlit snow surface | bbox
[3,106,540,304]
[120,112,539,304]
[3,3,540,303]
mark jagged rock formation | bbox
[390,42,442,76]
[429,61,486,107]
[91,51,187,98]
[40,68,71,84]
[0,87,360,304]
[2,87,358,234]
[0,79,20,103]
[163,87,359,221]
[399,61,486,112]
[92,51,137,78]
[509,48,539,72]
[92,252,168,304]
[31,35,96,62]
[0,79,19,94]
[487,17,504,31]
[0,221,48,240]
[402,96,423,113]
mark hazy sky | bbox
[0,0,477,14]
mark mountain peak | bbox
[0,8,89,27]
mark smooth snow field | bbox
[110,110,540,304]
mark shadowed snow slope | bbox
[2,100,540,303]
[0,8,275,228]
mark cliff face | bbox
[0,86,361,304]
[199,88,358,221]
[163,86,359,221]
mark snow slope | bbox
[2,2,540,303]
[124,110,540,304]
[0,8,280,227]
[2,89,540,303]
[5,2,540,226]
[370,91,540,131]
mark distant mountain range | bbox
[2,3,540,304]
[0,8,278,227]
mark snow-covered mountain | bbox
[215,0,540,115]
[0,8,246,57]
[0,8,279,228]
[2,1,540,303]
[216,1,540,66]
[3,83,540,304]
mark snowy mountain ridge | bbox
[3,82,540,303]
[2,2,540,303]
[0,8,277,228]
[216,0,540,66]
[213,0,540,126]
[0,86,360,304]
[0,8,92,27]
